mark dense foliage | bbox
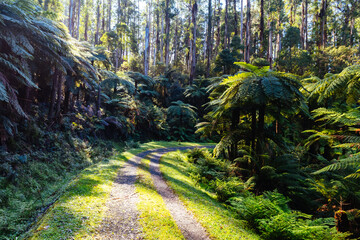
[2,0,360,238]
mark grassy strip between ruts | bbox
[135,153,184,240]
[24,141,208,240]
[160,150,260,240]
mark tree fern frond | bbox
[313,154,360,175]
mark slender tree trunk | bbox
[300,0,305,49]
[206,0,212,77]
[174,18,179,63]
[117,0,121,22]
[251,109,256,151]
[95,3,101,44]
[102,0,105,34]
[68,0,75,36]
[319,0,327,48]
[267,1,273,68]
[44,0,50,11]
[245,0,251,63]
[155,0,160,65]
[48,69,59,120]
[144,23,150,75]
[240,0,243,44]
[276,17,282,59]
[164,0,170,66]
[76,0,81,39]
[84,10,89,41]
[160,14,164,63]
[214,0,221,58]
[259,0,264,55]
[305,0,308,49]
[55,75,63,119]
[108,0,111,31]
[234,0,238,35]
[189,0,198,84]
[224,0,228,48]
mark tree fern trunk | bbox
[48,69,58,120]
[55,75,64,120]
[251,109,256,151]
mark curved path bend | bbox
[95,146,213,240]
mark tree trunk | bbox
[55,75,63,119]
[84,10,89,41]
[267,1,273,69]
[251,109,256,151]
[160,14,164,63]
[189,0,198,84]
[48,69,59,120]
[155,0,160,65]
[206,0,212,77]
[174,17,179,63]
[95,3,101,44]
[319,0,327,48]
[214,0,221,58]
[230,108,240,161]
[224,0,228,48]
[68,0,75,36]
[76,0,81,39]
[117,0,121,22]
[300,0,305,49]
[96,79,102,118]
[44,0,49,11]
[144,23,150,75]
[234,0,238,35]
[245,0,251,63]
[108,0,111,31]
[164,0,170,66]
[240,0,243,44]
[257,105,265,154]
[259,0,264,56]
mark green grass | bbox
[160,150,260,240]
[25,141,208,239]
[135,154,184,240]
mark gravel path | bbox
[95,145,213,240]
[95,151,151,240]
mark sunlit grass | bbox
[160,151,260,240]
[25,141,206,239]
[135,154,184,240]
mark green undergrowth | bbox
[160,150,260,240]
[0,133,114,240]
[23,141,208,239]
[135,153,184,240]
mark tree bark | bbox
[48,70,58,120]
[95,3,101,44]
[68,0,75,36]
[84,10,89,41]
[144,23,150,75]
[108,0,111,31]
[206,0,212,77]
[189,0,198,84]
[245,0,251,63]
[234,0,238,35]
[155,0,160,65]
[240,0,243,44]
[160,14,164,63]
[55,75,63,119]
[259,0,264,56]
[224,0,228,48]
[164,0,170,66]
[76,0,81,39]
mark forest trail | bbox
[96,146,213,240]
